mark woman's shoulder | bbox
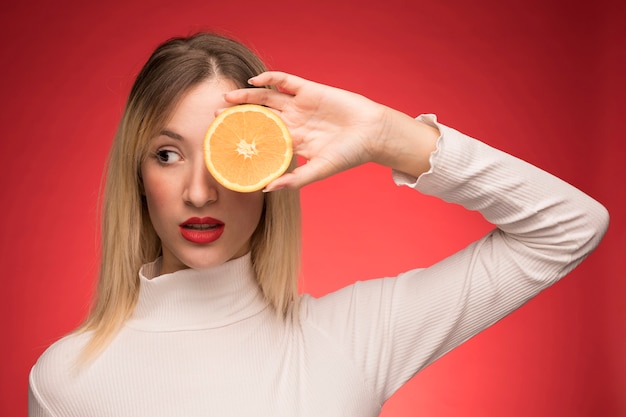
[29,331,92,396]
[297,274,414,327]
[33,331,91,367]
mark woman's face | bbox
[141,78,265,275]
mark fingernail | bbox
[262,185,285,193]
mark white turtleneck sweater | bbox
[28,116,609,417]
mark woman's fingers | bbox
[224,71,315,110]
[264,157,340,191]
[249,71,307,95]
[223,88,290,110]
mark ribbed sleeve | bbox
[28,374,53,417]
[302,114,609,404]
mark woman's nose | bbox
[183,161,218,207]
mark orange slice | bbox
[204,104,293,192]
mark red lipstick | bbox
[179,217,224,244]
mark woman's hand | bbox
[223,71,439,191]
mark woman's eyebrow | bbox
[159,130,184,140]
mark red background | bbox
[2,0,624,416]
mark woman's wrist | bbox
[372,108,439,178]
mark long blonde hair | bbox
[78,33,301,363]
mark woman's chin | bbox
[160,244,251,274]
[160,254,226,275]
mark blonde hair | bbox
[77,33,301,363]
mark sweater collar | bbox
[126,253,269,331]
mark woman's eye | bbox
[155,150,181,164]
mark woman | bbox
[28,32,609,416]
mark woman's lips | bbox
[179,217,225,244]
